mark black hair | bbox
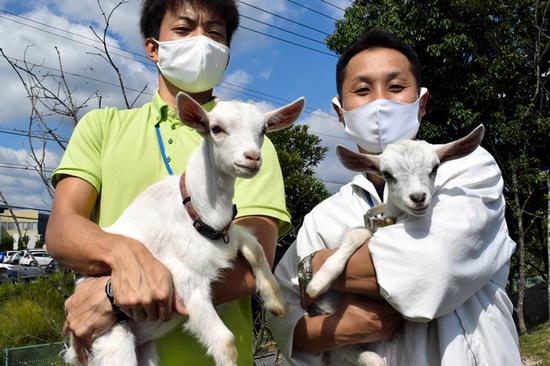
[139,0,239,46]
[336,29,422,97]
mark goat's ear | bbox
[176,91,209,134]
[336,145,381,173]
[265,97,305,131]
[436,124,484,163]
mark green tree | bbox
[327,0,549,333]
[17,234,30,251]
[0,233,15,252]
[269,125,330,262]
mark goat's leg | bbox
[70,323,137,366]
[307,228,372,299]
[137,341,158,366]
[180,281,237,366]
[235,226,288,317]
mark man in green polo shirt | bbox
[45,1,291,365]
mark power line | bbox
[0,9,147,59]
[1,7,335,61]
[2,13,349,141]
[6,56,154,96]
[240,14,325,45]
[239,25,336,57]
[0,204,51,212]
[319,0,347,12]
[2,11,338,109]
[0,128,69,143]
[0,14,142,64]
[237,0,331,36]
[7,56,348,140]
[285,0,340,21]
[0,163,54,173]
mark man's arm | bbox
[293,293,401,353]
[211,215,279,304]
[311,241,382,299]
[46,176,175,322]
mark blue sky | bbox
[0,0,356,210]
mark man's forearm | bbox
[212,215,279,304]
[312,241,383,300]
[46,212,142,275]
[293,314,341,353]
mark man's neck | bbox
[158,76,214,108]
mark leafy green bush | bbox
[0,270,74,348]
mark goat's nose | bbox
[409,192,427,203]
[244,151,261,161]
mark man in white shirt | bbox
[267,29,521,365]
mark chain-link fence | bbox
[254,352,292,366]
[1,343,290,365]
[1,342,64,366]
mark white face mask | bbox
[155,35,229,93]
[336,87,428,153]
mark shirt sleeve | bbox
[266,213,323,366]
[51,109,107,192]
[233,136,291,235]
[369,147,517,321]
[267,191,360,366]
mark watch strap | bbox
[104,279,129,322]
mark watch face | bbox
[105,280,113,298]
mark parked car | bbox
[4,250,23,264]
[0,266,19,283]
[19,250,53,267]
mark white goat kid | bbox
[305,125,485,366]
[65,92,305,366]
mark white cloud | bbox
[0,5,157,125]
[260,66,273,81]
[216,69,254,100]
[0,146,61,210]
[297,108,356,193]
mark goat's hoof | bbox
[306,278,328,299]
[268,300,288,318]
[213,339,237,366]
[358,351,386,366]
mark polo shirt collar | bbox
[150,90,217,125]
[349,173,386,204]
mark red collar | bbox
[179,174,237,244]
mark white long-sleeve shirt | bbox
[268,146,521,366]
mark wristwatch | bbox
[104,279,129,322]
[297,251,317,300]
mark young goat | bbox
[305,125,485,366]
[65,92,305,366]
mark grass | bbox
[521,322,550,366]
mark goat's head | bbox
[176,91,305,178]
[336,125,485,216]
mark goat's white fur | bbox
[306,125,485,366]
[65,92,305,366]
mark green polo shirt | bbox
[52,91,291,365]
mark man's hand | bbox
[64,276,115,364]
[294,293,402,353]
[108,237,175,322]
[334,293,402,344]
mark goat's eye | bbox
[381,171,396,183]
[430,164,440,177]
[211,125,225,135]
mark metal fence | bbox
[1,343,289,366]
[2,342,64,366]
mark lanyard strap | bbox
[362,188,374,207]
[155,125,173,176]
